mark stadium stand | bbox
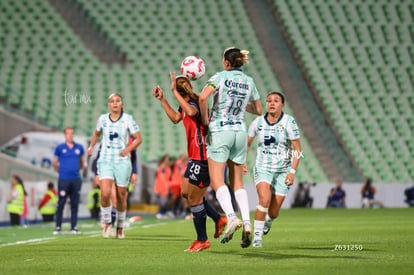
[272,0,413,183]
[4,0,412,184]
[0,0,328,183]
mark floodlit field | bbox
[1,208,413,275]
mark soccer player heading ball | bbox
[199,47,263,248]
[152,73,226,252]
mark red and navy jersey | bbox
[178,98,207,161]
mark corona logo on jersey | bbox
[224,80,250,90]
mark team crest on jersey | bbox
[75,149,81,155]
[264,135,276,146]
[109,132,119,140]
[277,125,284,132]
[62,149,67,154]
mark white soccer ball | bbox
[180,56,206,81]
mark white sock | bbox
[254,220,265,240]
[101,206,112,224]
[235,188,250,225]
[216,185,236,221]
[117,211,126,229]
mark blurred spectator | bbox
[154,154,172,219]
[20,181,29,227]
[361,178,384,208]
[38,182,58,222]
[292,182,314,208]
[7,175,24,226]
[169,154,188,217]
[327,180,346,208]
[404,185,414,207]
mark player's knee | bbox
[258,197,271,208]
[268,207,280,219]
[188,194,203,206]
[256,204,268,213]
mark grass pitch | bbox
[0,208,413,275]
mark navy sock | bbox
[204,198,219,222]
[111,208,117,227]
[191,203,207,242]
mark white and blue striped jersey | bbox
[206,69,260,132]
[248,112,300,172]
[96,112,140,163]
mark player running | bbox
[87,93,142,239]
[245,91,302,247]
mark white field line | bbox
[0,219,189,247]
[0,237,56,248]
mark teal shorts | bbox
[97,160,131,187]
[254,167,290,196]
[206,131,247,164]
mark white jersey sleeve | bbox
[126,114,140,134]
[286,116,300,140]
[248,116,260,137]
[96,114,106,132]
[249,78,260,102]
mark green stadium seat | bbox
[273,0,413,182]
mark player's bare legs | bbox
[228,160,252,248]
[208,158,242,243]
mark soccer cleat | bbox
[71,228,81,235]
[116,227,125,239]
[263,219,273,235]
[102,223,112,238]
[156,213,167,220]
[220,218,242,244]
[252,239,263,248]
[214,215,228,239]
[184,239,211,252]
[53,227,61,235]
[185,240,196,252]
[241,223,252,248]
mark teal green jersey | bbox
[248,112,300,172]
[96,112,140,163]
[206,69,260,132]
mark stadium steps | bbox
[271,0,413,183]
[1,0,328,183]
[48,0,124,65]
[242,0,361,182]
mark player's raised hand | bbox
[152,86,164,100]
[170,72,177,92]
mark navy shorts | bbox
[184,159,210,188]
